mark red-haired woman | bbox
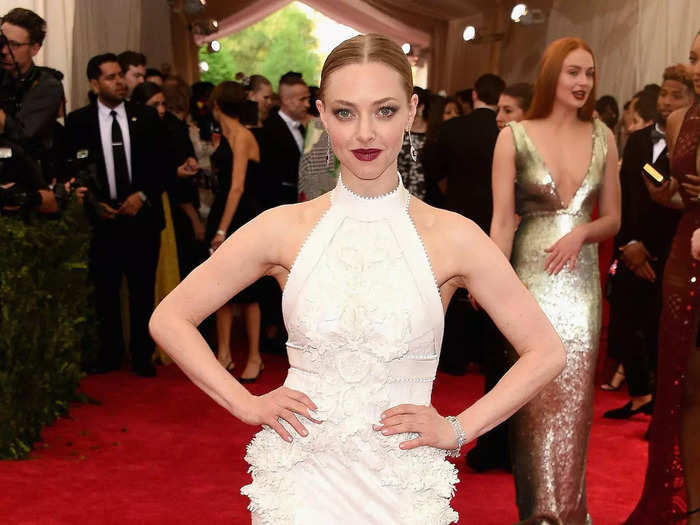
[491,38,620,523]
[625,33,700,525]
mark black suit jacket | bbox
[616,124,680,260]
[259,111,301,207]
[428,108,500,232]
[65,101,168,232]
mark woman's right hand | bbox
[692,228,700,260]
[210,233,225,252]
[646,176,678,202]
[681,174,700,199]
[240,386,321,442]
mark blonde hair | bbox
[318,34,413,101]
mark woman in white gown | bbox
[150,34,566,524]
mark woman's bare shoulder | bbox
[252,193,332,236]
[409,198,488,246]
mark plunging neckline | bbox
[519,121,596,210]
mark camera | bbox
[61,150,99,211]
[0,139,44,216]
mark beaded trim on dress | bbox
[337,171,402,201]
[242,169,456,525]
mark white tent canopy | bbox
[0,0,698,112]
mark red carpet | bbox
[0,353,647,524]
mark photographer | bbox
[0,8,61,214]
[0,136,55,215]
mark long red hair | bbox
[527,37,597,121]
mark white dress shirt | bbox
[97,100,132,200]
[278,109,304,153]
[652,123,666,163]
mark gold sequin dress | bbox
[507,119,608,525]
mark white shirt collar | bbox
[98,99,126,119]
[278,109,300,127]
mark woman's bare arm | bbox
[452,217,566,438]
[578,128,621,243]
[646,108,687,208]
[216,132,251,235]
[150,206,287,420]
[490,127,519,258]
[382,211,565,451]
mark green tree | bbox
[199,3,321,87]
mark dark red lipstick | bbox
[352,148,382,161]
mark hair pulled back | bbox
[527,37,596,121]
[319,33,413,102]
[209,81,247,118]
[247,74,271,93]
[503,83,534,113]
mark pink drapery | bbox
[194,0,431,48]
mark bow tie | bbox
[650,127,665,144]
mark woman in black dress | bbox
[207,82,265,382]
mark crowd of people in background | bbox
[2,5,699,523]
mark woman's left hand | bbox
[544,228,585,275]
[210,233,225,252]
[374,404,459,451]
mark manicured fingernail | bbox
[380,413,386,420]
[301,429,308,437]
[285,436,293,442]
[381,429,389,435]
[308,409,318,419]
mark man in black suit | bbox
[65,53,168,376]
[430,74,505,374]
[259,72,310,208]
[605,66,694,418]
[435,74,504,233]
[428,74,506,471]
[256,73,310,353]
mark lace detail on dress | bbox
[242,176,457,524]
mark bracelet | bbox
[215,229,226,237]
[445,416,467,458]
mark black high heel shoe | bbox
[239,362,264,384]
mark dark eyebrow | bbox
[331,97,399,107]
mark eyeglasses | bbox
[2,40,32,51]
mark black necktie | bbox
[110,110,130,201]
[298,123,306,137]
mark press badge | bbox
[0,147,12,158]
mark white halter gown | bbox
[242,174,459,524]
